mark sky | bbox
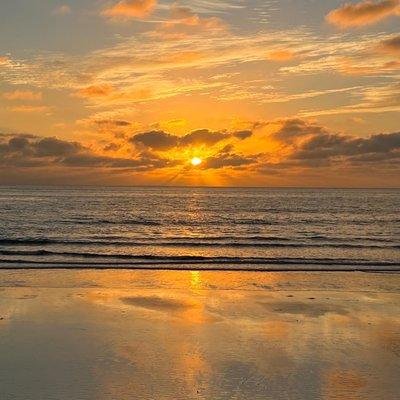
[0,0,399,187]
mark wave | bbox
[0,259,399,271]
[59,218,161,226]
[0,249,399,267]
[59,217,395,227]
[0,238,398,249]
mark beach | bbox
[2,0,400,397]
[1,269,399,400]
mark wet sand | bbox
[0,270,399,400]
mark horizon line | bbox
[0,184,399,190]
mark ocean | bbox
[0,186,399,271]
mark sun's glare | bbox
[191,157,202,166]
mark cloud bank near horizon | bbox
[1,118,399,186]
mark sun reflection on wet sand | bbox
[190,271,202,290]
[0,270,399,400]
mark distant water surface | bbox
[0,186,399,270]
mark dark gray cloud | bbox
[292,131,400,162]
[131,130,179,150]
[62,154,139,168]
[0,132,37,139]
[103,142,122,152]
[63,152,171,170]
[273,119,328,142]
[95,119,131,127]
[0,135,83,158]
[35,137,83,157]
[180,129,227,146]
[0,133,170,171]
[205,154,256,169]
[203,145,259,169]
[130,128,253,151]
[232,130,253,140]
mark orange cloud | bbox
[10,105,50,113]
[167,4,225,29]
[266,50,297,61]
[102,0,157,19]
[336,55,400,75]
[0,56,10,65]
[3,90,42,101]
[159,51,204,64]
[75,84,115,98]
[148,4,227,40]
[326,0,400,28]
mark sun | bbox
[191,157,202,166]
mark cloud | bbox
[378,34,400,54]
[252,118,400,176]
[62,153,167,169]
[3,90,42,101]
[1,120,399,186]
[204,152,258,169]
[266,50,297,62]
[95,119,131,127]
[180,129,227,146]
[103,142,122,152]
[130,128,253,151]
[0,133,170,171]
[0,135,82,161]
[151,4,227,40]
[168,4,225,29]
[34,137,83,157]
[102,0,157,20]
[0,56,11,65]
[269,119,400,157]
[298,86,400,118]
[290,130,400,164]
[273,119,328,142]
[9,105,49,113]
[281,32,400,78]
[131,130,179,150]
[326,0,400,28]
[145,3,227,41]
[232,130,253,140]
[334,55,400,76]
[75,84,114,98]
[306,82,400,116]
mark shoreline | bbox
[1,268,399,288]
[1,265,399,272]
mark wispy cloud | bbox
[102,0,157,20]
[3,90,42,101]
[9,105,50,113]
[326,0,400,28]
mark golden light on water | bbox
[191,157,202,167]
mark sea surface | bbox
[0,186,399,271]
